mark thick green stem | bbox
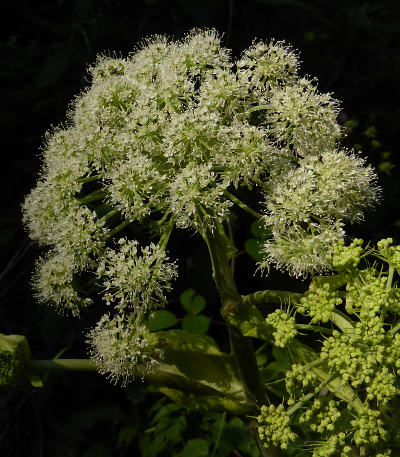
[242,289,303,307]
[31,359,97,372]
[30,358,253,415]
[201,221,265,406]
[245,104,270,114]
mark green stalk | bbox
[242,289,303,307]
[106,219,132,239]
[245,104,270,115]
[99,208,119,223]
[387,262,395,284]
[330,309,356,335]
[388,319,400,336]
[77,190,107,205]
[158,217,175,252]
[201,219,265,406]
[286,373,339,416]
[223,190,262,219]
[295,324,334,335]
[30,358,253,415]
[382,265,395,322]
[210,412,226,457]
[78,174,102,184]
[31,359,97,372]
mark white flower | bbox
[260,148,380,276]
[237,39,300,90]
[106,153,168,221]
[33,250,92,315]
[23,27,380,309]
[168,162,232,229]
[88,313,159,385]
[97,238,177,312]
[260,219,345,278]
[267,78,341,156]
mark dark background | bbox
[1,1,400,456]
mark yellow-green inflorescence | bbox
[22,29,379,384]
[265,308,298,347]
[258,238,400,454]
[257,403,297,450]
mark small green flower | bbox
[265,309,297,347]
[298,282,342,323]
[257,403,297,450]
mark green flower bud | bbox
[0,334,31,388]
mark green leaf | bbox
[180,289,196,311]
[181,439,209,457]
[267,346,292,372]
[180,289,206,314]
[156,329,221,355]
[244,238,264,262]
[222,306,273,342]
[150,402,181,424]
[158,388,252,415]
[140,415,187,457]
[192,295,206,314]
[148,311,177,331]
[117,426,136,447]
[219,417,258,456]
[182,315,210,334]
[250,220,272,239]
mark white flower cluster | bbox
[261,149,379,277]
[22,28,381,381]
[87,313,160,385]
[97,238,177,312]
[23,29,379,282]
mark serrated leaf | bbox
[250,220,272,239]
[148,310,177,331]
[244,238,264,262]
[182,315,210,334]
[181,439,209,457]
[180,289,196,311]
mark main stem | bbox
[201,221,265,406]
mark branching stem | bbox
[223,190,262,219]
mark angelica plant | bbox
[4,28,397,456]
